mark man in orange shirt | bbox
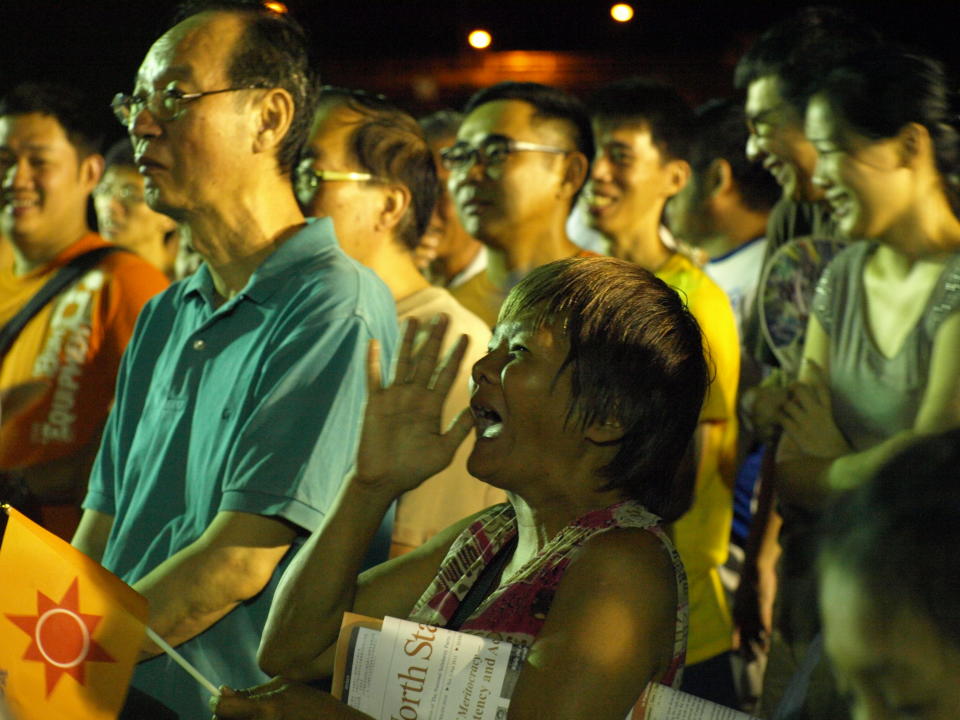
[0,83,168,538]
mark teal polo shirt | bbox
[84,217,397,719]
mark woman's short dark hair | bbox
[499,257,708,521]
[812,49,960,214]
[818,427,960,650]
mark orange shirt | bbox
[0,234,168,471]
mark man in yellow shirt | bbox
[587,77,741,707]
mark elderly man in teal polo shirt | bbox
[70,5,397,719]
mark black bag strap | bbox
[446,534,518,631]
[0,246,125,362]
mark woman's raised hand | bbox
[354,314,475,496]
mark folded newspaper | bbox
[332,613,758,720]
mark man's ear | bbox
[253,88,295,160]
[896,121,929,169]
[79,152,105,194]
[584,417,625,445]
[560,151,590,199]
[706,158,734,199]
[663,158,691,198]
[376,183,412,234]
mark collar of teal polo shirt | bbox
[182,217,336,309]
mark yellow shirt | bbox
[657,252,740,664]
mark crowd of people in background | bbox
[1,1,958,719]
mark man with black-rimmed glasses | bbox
[444,82,594,327]
[71,3,397,718]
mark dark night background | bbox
[1,1,958,148]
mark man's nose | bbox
[129,103,161,140]
[449,158,484,208]
[590,154,612,182]
[811,158,831,190]
[458,152,488,183]
[745,133,762,163]
[3,158,34,190]
[471,346,504,388]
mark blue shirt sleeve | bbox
[217,313,387,532]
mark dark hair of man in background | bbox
[589,77,694,162]
[0,82,104,158]
[733,5,883,111]
[465,80,595,185]
[103,137,136,169]
[419,109,463,146]
[689,99,780,214]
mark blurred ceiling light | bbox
[263,1,288,13]
[610,3,634,22]
[468,29,492,50]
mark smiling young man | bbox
[445,82,593,327]
[0,83,168,539]
[69,4,397,718]
[588,77,741,708]
[733,6,882,367]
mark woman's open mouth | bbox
[472,404,503,439]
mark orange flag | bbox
[0,505,147,720]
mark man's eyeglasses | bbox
[111,83,267,128]
[294,165,384,205]
[440,138,569,172]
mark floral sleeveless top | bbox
[407,500,688,688]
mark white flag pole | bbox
[146,626,220,696]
